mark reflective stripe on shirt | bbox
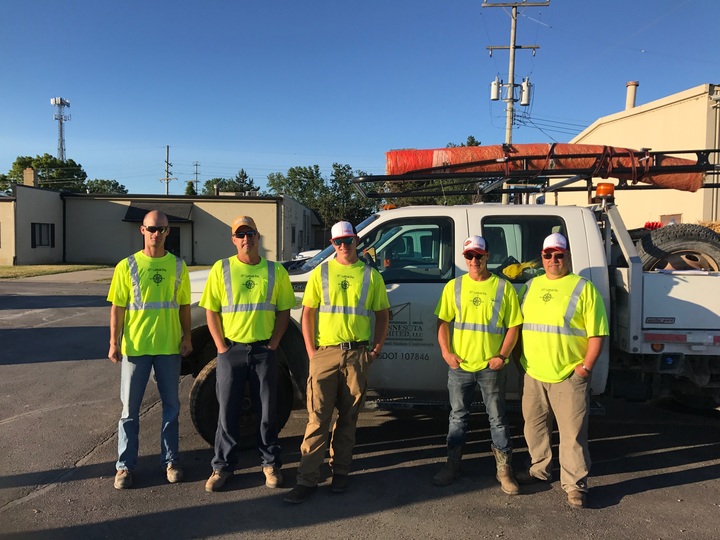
[452,275,507,335]
[220,258,277,314]
[522,277,588,337]
[318,262,371,317]
[126,254,182,311]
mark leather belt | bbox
[330,341,369,351]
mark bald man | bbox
[107,210,192,489]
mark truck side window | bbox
[357,218,453,283]
[481,216,568,283]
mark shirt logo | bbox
[340,279,350,290]
[244,279,256,290]
[152,272,164,286]
[472,296,482,307]
[542,292,553,303]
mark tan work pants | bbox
[296,346,371,487]
[522,371,591,493]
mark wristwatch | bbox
[496,353,507,361]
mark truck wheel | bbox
[189,355,295,448]
[636,224,720,271]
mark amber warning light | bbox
[595,183,615,198]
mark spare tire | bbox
[636,224,720,271]
[190,355,294,447]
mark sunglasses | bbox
[234,230,257,239]
[542,252,565,261]
[463,252,486,261]
[332,237,354,246]
[144,226,168,234]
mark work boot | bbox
[515,469,549,485]
[114,469,132,490]
[432,446,462,486]
[205,469,232,492]
[283,484,317,504]
[263,465,283,488]
[567,489,587,508]
[166,463,184,484]
[331,474,349,493]
[492,447,519,496]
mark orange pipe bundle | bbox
[385,143,704,192]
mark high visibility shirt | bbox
[107,250,190,357]
[302,259,389,346]
[199,256,295,343]
[519,273,609,383]
[435,273,522,372]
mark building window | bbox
[291,225,296,244]
[31,223,55,248]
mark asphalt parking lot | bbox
[1,271,719,540]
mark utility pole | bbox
[159,145,176,195]
[193,161,201,193]
[484,0,548,201]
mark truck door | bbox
[357,216,455,394]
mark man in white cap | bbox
[517,232,608,509]
[200,215,295,492]
[284,220,389,504]
[432,235,522,494]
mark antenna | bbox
[50,97,71,161]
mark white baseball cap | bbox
[330,221,356,240]
[462,235,488,255]
[542,232,568,252]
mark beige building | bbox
[0,183,321,266]
[554,83,720,228]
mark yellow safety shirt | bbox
[107,251,190,356]
[199,257,295,343]
[302,259,389,346]
[519,273,609,383]
[435,273,522,372]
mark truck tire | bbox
[189,353,295,447]
[636,224,720,271]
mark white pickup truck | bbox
[184,148,720,445]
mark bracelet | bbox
[581,364,592,373]
[496,353,507,361]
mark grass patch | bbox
[0,265,110,279]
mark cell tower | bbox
[50,97,71,161]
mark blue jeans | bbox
[212,341,281,471]
[117,354,181,471]
[447,366,512,453]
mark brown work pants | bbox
[522,371,591,493]
[296,346,371,487]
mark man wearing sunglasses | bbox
[200,215,295,492]
[517,232,608,509]
[285,220,389,504]
[108,210,192,489]
[432,235,522,494]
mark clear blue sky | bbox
[1,0,718,195]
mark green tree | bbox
[201,168,259,195]
[85,179,128,194]
[8,154,87,192]
[446,135,481,148]
[185,181,197,196]
[266,164,376,238]
[0,173,9,195]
